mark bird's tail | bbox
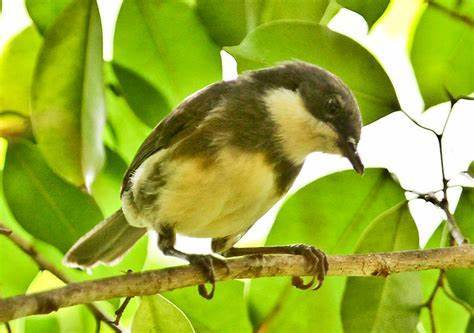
[64,209,146,268]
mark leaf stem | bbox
[0,221,121,332]
[422,270,444,333]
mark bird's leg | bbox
[220,245,328,290]
[158,226,228,299]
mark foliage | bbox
[0,0,472,332]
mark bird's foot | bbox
[187,254,228,299]
[288,244,328,290]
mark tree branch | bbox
[0,222,120,331]
[0,246,472,323]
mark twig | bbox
[4,322,11,333]
[422,271,444,333]
[0,222,121,332]
[0,246,472,322]
[0,226,12,236]
[427,0,474,27]
[113,297,132,326]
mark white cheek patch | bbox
[264,88,343,164]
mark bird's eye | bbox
[327,96,340,113]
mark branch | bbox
[0,222,120,331]
[0,246,473,322]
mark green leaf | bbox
[132,295,195,333]
[112,63,171,128]
[0,26,42,115]
[248,168,405,332]
[114,0,221,107]
[226,21,399,124]
[196,0,330,46]
[31,0,105,186]
[468,161,474,178]
[410,1,474,108]
[3,140,103,253]
[446,188,474,307]
[25,0,71,34]
[336,0,390,27]
[341,202,422,333]
[104,63,150,163]
[91,148,128,216]
[165,281,252,333]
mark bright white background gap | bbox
[1,0,473,259]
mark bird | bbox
[64,61,364,299]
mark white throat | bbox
[263,88,342,164]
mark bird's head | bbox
[252,61,364,174]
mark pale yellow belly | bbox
[148,148,279,238]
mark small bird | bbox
[65,61,364,298]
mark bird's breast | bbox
[125,147,282,238]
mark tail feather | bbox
[64,209,146,268]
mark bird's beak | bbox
[343,139,364,175]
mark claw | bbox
[289,245,327,292]
[187,254,228,300]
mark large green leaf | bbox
[226,21,399,124]
[336,0,390,27]
[411,0,474,108]
[114,0,222,107]
[25,0,71,34]
[104,63,150,164]
[31,0,105,186]
[248,168,405,332]
[165,281,252,333]
[341,203,422,333]
[112,63,171,128]
[0,26,42,115]
[446,188,474,307]
[132,295,195,333]
[3,140,103,253]
[196,0,329,46]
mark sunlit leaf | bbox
[341,202,422,333]
[0,26,42,115]
[31,0,105,186]
[197,0,330,46]
[112,63,171,128]
[3,140,103,253]
[248,168,404,332]
[132,294,195,333]
[336,0,390,27]
[114,0,221,107]
[104,63,150,163]
[411,0,474,108]
[25,0,71,34]
[446,188,474,307]
[165,281,252,333]
[226,21,399,124]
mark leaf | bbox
[248,168,405,332]
[114,0,221,107]
[25,0,72,34]
[112,63,171,128]
[468,161,474,178]
[104,63,150,163]
[31,0,105,186]
[0,26,42,115]
[410,1,474,108]
[196,0,330,46]
[3,140,103,253]
[341,202,422,333]
[226,21,399,124]
[165,281,252,333]
[446,187,474,307]
[132,295,195,333]
[91,148,128,216]
[336,0,390,27]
